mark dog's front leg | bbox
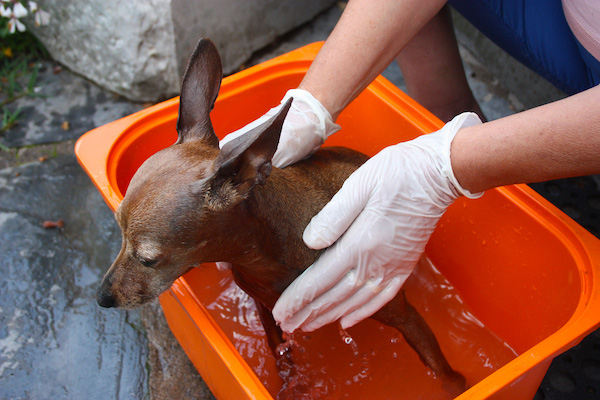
[372,290,467,396]
[255,301,286,359]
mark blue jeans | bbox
[448,0,600,94]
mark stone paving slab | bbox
[0,61,145,149]
[0,155,148,399]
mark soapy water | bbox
[203,257,518,399]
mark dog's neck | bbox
[219,166,324,308]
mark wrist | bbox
[449,125,480,193]
[449,122,496,195]
[429,112,484,199]
[297,81,344,122]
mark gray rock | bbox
[28,0,179,103]
[28,0,336,102]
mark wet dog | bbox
[96,38,466,395]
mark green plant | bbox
[0,2,49,141]
[0,41,46,137]
[1,56,40,103]
[0,106,19,148]
[1,21,47,61]
[1,105,21,129]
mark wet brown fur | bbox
[96,38,466,395]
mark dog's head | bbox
[97,38,291,308]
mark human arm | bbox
[298,0,446,120]
[452,85,600,192]
[221,0,447,167]
[272,85,600,333]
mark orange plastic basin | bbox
[76,42,600,400]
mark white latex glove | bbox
[271,112,484,333]
[219,88,340,168]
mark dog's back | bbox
[280,146,368,231]
[228,146,368,308]
[289,147,368,195]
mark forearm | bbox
[451,85,600,192]
[299,0,446,120]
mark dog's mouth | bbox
[97,293,160,310]
[96,264,193,310]
[118,295,159,310]
[96,285,161,310]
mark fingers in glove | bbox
[274,210,379,325]
[282,264,383,332]
[339,275,404,329]
[273,245,358,328]
[276,206,393,328]
[277,276,355,332]
[299,275,386,332]
[303,166,377,250]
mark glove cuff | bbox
[440,113,484,199]
[282,89,341,140]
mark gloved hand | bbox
[219,88,340,168]
[271,112,484,333]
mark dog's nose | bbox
[96,285,117,308]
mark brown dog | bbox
[96,38,466,395]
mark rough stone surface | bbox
[0,61,145,149]
[141,302,216,400]
[28,0,336,102]
[170,0,336,78]
[0,47,214,400]
[0,155,148,399]
[0,153,212,400]
[28,0,179,102]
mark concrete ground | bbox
[1,3,599,399]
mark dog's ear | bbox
[176,38,222,147]
[210,98,293,200]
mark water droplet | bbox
[338,324,359,356]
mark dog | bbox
[96,38,466,396]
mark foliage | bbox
[0,2,49,138]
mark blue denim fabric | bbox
[448,0,600,94]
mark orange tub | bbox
[76,43,600,399]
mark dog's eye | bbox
[138,257,158,268]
